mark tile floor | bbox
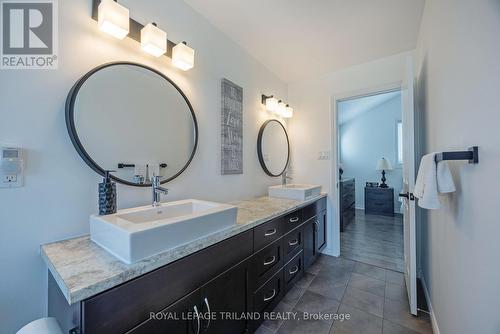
[341,210,405,272]
[255,256,432,334]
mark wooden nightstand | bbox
[364,187,394,216]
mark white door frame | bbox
[329,81,403,256]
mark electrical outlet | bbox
[2,175,17,183]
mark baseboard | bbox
[420,275,441,334]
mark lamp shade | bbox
[172,42,195,71]
[141,23,167,57]
[265,97,278,112]
[277,101,287,116]
[376,157,393,171]
[283,105,294,118]
[98,0,130,40]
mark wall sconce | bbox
[283,105,294,118]
[141,23,167,57]
[262,95,278,112]
[261,94,294,118]
[172,42,195,71]
[98,0,130,40]
[92,0,195,70]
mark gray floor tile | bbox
[306,260,324,275]
[295,272,316,289]
[261,301,293,332]
[330,304,383,334]
[383,299,433,334]
[383,320,422,334]
[255,324,275,334]
[341,286,384,317]
[277,311,333,334]
[307,275,348,301]
[354,262,387,281]
[386,271,405,286]
[385,282,408,302]
[282,285,306,307]
[317,264,352,284]
[294,290,340,314]
[348,272,385,297]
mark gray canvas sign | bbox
[221,78,243,175]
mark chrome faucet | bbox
[151,175,168,207]
[282,171,293,186]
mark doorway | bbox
[336,89,404,272]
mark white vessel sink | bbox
[269,184,322,201]
[90,199,238,264]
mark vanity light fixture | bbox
[264,96,278,113]
[261,94,294,118]
[283,105,294,118]
[277,101,287,117]
[92,0,196,71]
[98,0,130,40]
[172,42,195,71]
[141,23,167,57]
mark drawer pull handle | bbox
[203,297,211,330]
[193,305,200,334]
[288,239,299,246]
[263,289,277,302]
[289,265,299,275]
[264,228,277,237]
[263,256,276,266]
[289,217,299,223]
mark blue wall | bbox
[339,94,403,212]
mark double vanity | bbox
[43,194,327,334]
[43,60,329,334]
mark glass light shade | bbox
[283,105,294,118]
[98,0,130,40]
[376,157,393,170]
[141,24,167,57]
[277,101,287,116]
[172,42,195,71]
[265,97,278,112]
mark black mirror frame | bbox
[65,61,198,187]
[257,119,290,177]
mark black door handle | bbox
[399,192,415,200]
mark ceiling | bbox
[182,0,425,83]
[338,91,401,125]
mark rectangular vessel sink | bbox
[90,199,238,264]
[269,184,322,201]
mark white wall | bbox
[0,0,287,332]
[339,95,403,212]
[415,0,500,333]
[288,52,410,256]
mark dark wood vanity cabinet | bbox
[50,197,327,334]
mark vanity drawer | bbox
[251,238,283,290]
[284,210,303,233]
[253,269,284,314]
[283,227,303,262]
[82,230,253,334]
[284,250,303,291]
[254,216,283,252]
[302,197,326,221]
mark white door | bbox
[401,56,417,315]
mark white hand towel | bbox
[414,153,455,209]
[134,164,146,177]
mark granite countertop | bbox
[41,194,327,305]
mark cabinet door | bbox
[303,218,316,270]
[128,289,201,334]
[200,262,249,334]
[315,210,327,253]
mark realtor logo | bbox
[1,0,58,69]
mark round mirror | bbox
[257,119,290,177]
[66,62,198,186]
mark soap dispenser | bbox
[99,170,117,215]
